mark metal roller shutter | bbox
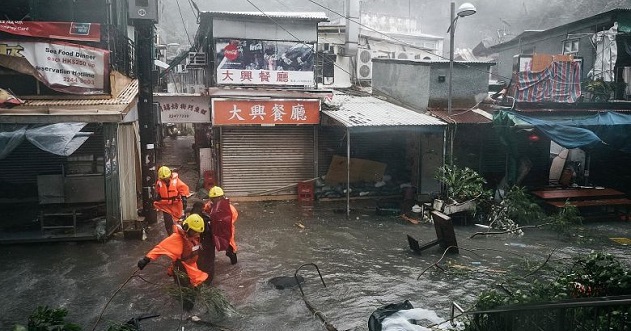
[220,126,315,196]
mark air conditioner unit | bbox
[395,51,418,60]
[128,0,158,21]
[356,48,379,80]
[188,52,207,66]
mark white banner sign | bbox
[0,40,109,94]
[154,95,210,123]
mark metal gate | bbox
[220,126,316,197]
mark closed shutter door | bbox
[221,126,315,196]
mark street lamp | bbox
[448,2,476,115]
[447,2,476,166]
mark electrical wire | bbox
[303,0,513,82]
[175,0,193,46]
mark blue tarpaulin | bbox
[493,110,631,153]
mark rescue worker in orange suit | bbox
[190,201,215,282]
[137,214,209,310]
[154,166,190,235]
[204,186,238,265]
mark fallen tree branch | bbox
[469,222,553,238]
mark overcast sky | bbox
[160,0,631,49]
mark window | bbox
[563,39,580,55]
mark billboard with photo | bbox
[215,38,315,86]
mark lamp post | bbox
[447,2,476,166]
[448,2,476,115]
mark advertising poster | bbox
[0,21,101,42]
[0,40,109,94]
[215,38,315,86]
[212,98,320,126]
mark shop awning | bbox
[493,109,631,152]
[322,93,446,132]
[321,92,446,216]
[0,79,138,124]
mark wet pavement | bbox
[1,136,631,331]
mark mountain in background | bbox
[156,0,631,53]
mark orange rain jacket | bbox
[204,197,238,252]
[153,172,190,220]
[145,225,209,286]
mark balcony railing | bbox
[453,295,631,331]
[106,25,136,79]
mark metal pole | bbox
[346,128,351,218]
[447,2,456,166]
[448,1,455,115]
[135,20,157,224]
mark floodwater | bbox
[1,136,630,331]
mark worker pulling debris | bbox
[137,214,209,310]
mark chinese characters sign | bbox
[0,40,109,94]
[215,38,315,86]
[154,95,210,123]
[212,98,320,126]
[0,21,100,42]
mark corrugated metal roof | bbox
[372,58,496,65]
[0,80,138,123]
[488,8,631,51]
[23,80,138,107]
[323,93,445,130]
[428,109,493,124]
[204,11,329,21]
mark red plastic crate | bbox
[297,181,314,202]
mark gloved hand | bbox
[181,196,188,211]
[137,256,150,270]
[154,195,162,201]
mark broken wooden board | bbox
[324,155,386,184]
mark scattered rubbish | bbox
[610,237,631,245]
[369,300,414,331]
[411,204,422,213]
[401,214,420,225]
[369,300,445,331]
[471,262,481,265]
[294,222,305,229]
[381,308,444,331]
[474,223,490,229]
[505,242,528,248]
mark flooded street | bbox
[1,136,630,331]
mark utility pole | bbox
[135,19,157,224]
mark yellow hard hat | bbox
[208,186,224,198]
[158,166,172,180]
[183,214,204,233]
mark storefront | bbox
[0,80,139,242]
[210,95,322,197]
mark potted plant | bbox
[580,79,624,102]
[434,164,489,215]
